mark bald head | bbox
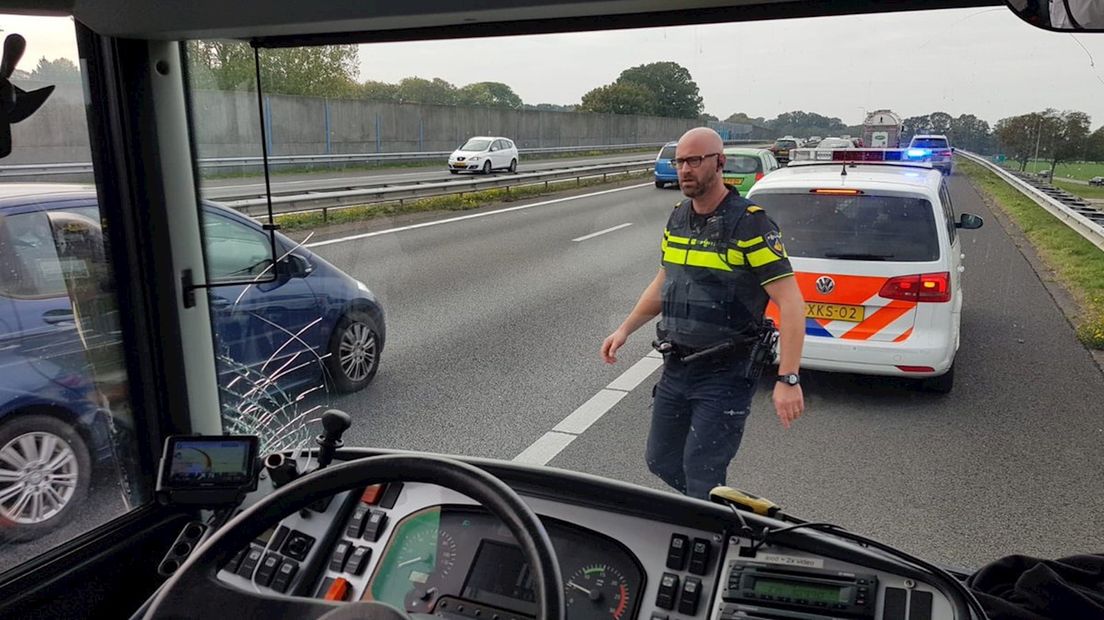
[677,127,724,154]
[675,127,727,202]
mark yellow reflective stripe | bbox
[726,249,746,266]
[663,247,688,264]
[686,250,732,271]
[746,205,763,213]
[747,247,783,267]
[664,231,691,245]
[736,236,763,248]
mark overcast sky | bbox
[6,8,1104,127]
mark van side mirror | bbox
[956,213,983,230]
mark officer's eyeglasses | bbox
[672,153,720,169]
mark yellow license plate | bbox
[805,302,865,322]
[725,176,744,185]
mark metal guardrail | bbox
[221,160,655,218]
[958,150,1104,252]
[0,140,765,178]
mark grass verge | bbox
[1000,159,1104,182]
[960,159,1104,349]
[1053,179,1104,200]
[275,170,652,232]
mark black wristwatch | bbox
[776,373,800,386]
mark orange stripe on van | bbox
[893,327,914,342]
[840,305,910,341]
[794,272,887,305]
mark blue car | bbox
[0,184,385,540]
[654,141,679,189]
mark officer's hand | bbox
[601,329,628,364]
[772,383,804,429]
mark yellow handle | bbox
[710,486,780,517]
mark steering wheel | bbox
[144,454,565,620]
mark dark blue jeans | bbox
[645,356,756,500]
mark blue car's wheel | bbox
[0,414,91,541]
[325,311,381,393]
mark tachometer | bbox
[565,564,632,620]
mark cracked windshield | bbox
[2,6,1103,579]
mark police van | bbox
[747,149,984,392]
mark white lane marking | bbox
[605,355,664,392]
[304,183,651,248]
[553,389,628,435]
[513,354,663,465]
[513,431,577,465]
[572,222,632,242]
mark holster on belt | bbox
[652,321,778,378]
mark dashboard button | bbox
[323,577,350,601]
[656,573,679,610]
[330,540,353,572]
[255,553,280,587]
[361,484,385,504]
[380,482,404,509]
[270,526,290,551]
[226,548,247,573]
[270,558,299,593]
[347,546,372,575]
[237,547,263,579]
[666,534,689,571]
[688,538,711,575]
[346,505,369,538]
[363,509,388,542]
[677,577,701,615]
[282,531,316,561]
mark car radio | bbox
[721,560,878,618]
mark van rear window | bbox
[911,137,948,149]
[750,192,940,262]
[658,145,676,159]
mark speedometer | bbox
[368,508,456,610]
[564,564,632,620]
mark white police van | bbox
[747,149,984,392]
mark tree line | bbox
[26,44,1104,171]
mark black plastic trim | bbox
[252,0,1000,49]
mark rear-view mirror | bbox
[957,213,984,230]
[1006,1,1104,31]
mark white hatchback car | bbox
[449,136,519,174]
[747,149,984,392]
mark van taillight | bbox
[879,272,951,302]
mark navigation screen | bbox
[167,439,254,487]
[462,540,537,615]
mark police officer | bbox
[600,127,806,500]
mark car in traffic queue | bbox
[653,141,679,188]
[802,137,856,161]
[907,134,955,175]
[747,148,984,393]
[769,136,801,165]
[0,185,386,540]
[721,147,780,193]
[449,136,519,174]
[1089,176,1104,186]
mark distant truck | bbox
[862,109,903,148]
